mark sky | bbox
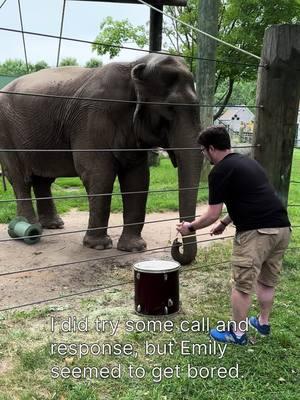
[0,0,150,66]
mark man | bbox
[176,126,291,345]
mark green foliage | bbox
[215,79,257,106]
[85,58,103,68]
[217,0,300,82]
[0,58,49,75]
[92,16,147,58]
[33,60,50,71]
[166,0,300,108]
[59,57,79,67]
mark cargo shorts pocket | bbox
[234,230,256,246]
[232,256,256,293]
[257,228,279,235]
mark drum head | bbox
[134,260,180,273]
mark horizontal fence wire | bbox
[2,226,300,276]
[0,212,208,243]
[2,245,300,313]
[2,220,300,245]
[0,281,133,313]
[0,186,208,204]
[0,234,235,277]
[0,191,300,243]
[0,27,263,69]
[0,89,263,109]
[0,145,260,152]
[0,238,234,312]
[1,238,299,312]
[0,263,220,313]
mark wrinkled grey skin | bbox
[0,54,202,264]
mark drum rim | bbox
[133,260,180,273]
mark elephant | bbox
[0,54,203,264]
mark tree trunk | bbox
[252,24,300,207]
[196,0,220,181]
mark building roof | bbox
[0,75,19,89]
[219,106,255,121]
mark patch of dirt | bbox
[0,207,234,311]
[0,359,13,375]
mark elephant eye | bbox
[163,71,179,87]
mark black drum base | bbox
[134,270,179,316]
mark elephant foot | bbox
[117,234,147,252]
[39,215,64,229]
[18,214,39,225]
[83,233,113,250]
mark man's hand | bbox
[176,221,194,236]
[210,221,227,236]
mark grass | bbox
[0,149,299,399]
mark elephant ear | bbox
[131,63,146,124]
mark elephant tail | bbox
[0,163,7,191]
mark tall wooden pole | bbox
[196,0,220,180]
[196,0,220,129]
[252,24,300,207]
[149,6,163,52]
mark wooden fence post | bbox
[252,24,300,207]
[149,6,163,52]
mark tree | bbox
[85,58,103,68]
[91,0,299,116]
[196,0,220,128]
[34,60,49,71]
[0,59,49,76]
[92,16,147,59]
[59,57,79,67]
[214,0,300,117]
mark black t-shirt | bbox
[208,153,290,232]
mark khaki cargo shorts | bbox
[231,227,291,294]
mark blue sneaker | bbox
[249,316,270,336]
[210,324,247,345]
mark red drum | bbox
[133,260,180,315]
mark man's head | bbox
[197,126,232,165]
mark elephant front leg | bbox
[82,171,116,250]
[117,161,149,252]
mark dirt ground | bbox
[0,207,234,311]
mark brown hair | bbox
[198,126,231,150]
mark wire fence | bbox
[0,0,299,314]
[0,212,205,243]
[0,186,207,204]
[0,234,235,278]
[1,243,300,313]
[0,0,7,10]
[0,88,263,110]
[0,26,264,69]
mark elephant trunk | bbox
[171,146,203,265]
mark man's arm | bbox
[177,203,223,236]
[210,214,232,235]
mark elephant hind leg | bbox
[32,176,64,229]
[7,175,37,223]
